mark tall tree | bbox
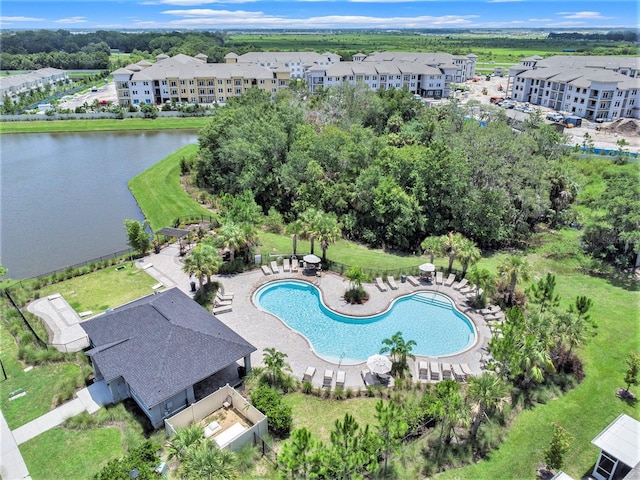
[298,208,323,255]
[216,221,244,263]
[262,347,292,388]
[466,372,509,438]
[497,255,532,306]
[375,399,408,475]
[428,379,469,448]
[439,232,466,273]
[380,331,416,377]
[124,219,151,256]
[526,273,561,312]
[278,427,317,479]
[457,238,481,277]
[467,266,495,305]
[182,241,221,288]
[623,351,640,394]
[315,212,342,263]
[420,235,441,263]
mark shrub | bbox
[334,387,345,400]
[250,385,292,438]
[301,380,313,394]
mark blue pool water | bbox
[253,280,477,364]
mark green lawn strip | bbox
[284,393,379,443]
[0,323,81,429]
[20,426,123,480]
[437,262,639,479]
[35,264,159,314]
[128,144,212,231]
[0,117,208,134]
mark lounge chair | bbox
[418,361,429,380]
[336,370,346,389]
[435,271,444,285]
[270,261,280,274]
[459,284,474,295]
[466,287,484,299]
[480,305,501,315]
[291,260,298,272]
[283,258,290,272]
[212,305,232,315]
[453,278,468,290]
[485,312,504,322]
[216,291,233,302]
[361,368,375,387]
[406,275,420,287]
[444,274,456,287]
[214,298,232,307]
[323,369,334,388]
[430,362,441,381]
[302,366,316,382]
[460,363,473,378]
[261,265,272,275]
[441,363,453,380]
[375,277,388,292]
[387,276,399,290]
[451,364,466,381]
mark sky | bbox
[1,0,638,31]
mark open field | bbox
[0,117,209,134]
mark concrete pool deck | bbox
[138,244,492,390]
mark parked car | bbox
[514,104,526,112]
[546,112,564,122]
[501,102,515,109]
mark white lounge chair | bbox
[361,368,375,387]
[441,363,453,380]
[406,275,420,287]
[214,298,232,307]
[435,271,444,285]
[444,274,456,287]
[270,261,280,274]
[323,369,334,388]
[336,370,346,389]
[460,363,473,378]
[216,291,233,302]
[375,277,388,292]
[283,258,290,272]
[451,364,466,381]
[466,287,484,299]
[430,362,441,381]
[261,265,272,275]
[459,284,474,295]
[453,278,468,290]
[291,259,298,272]
[387,276,399,290]
[303,366,316,382]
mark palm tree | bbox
[467,372,509,438]
[239,222,259,264]
[457,238,481,277]
[468,266,495,305]
[497,255,532,306]
[182,243,220,289]
[517,333,555,387]
[439,232,465,273]
[554,311,589,357]
[286,220,304,257]
[167,424,204,462]
[380,331,416,377]
[316,212,342,263]
[262,347,292,387]
[216,221,244,263]
[298,208,323,255]
[420,235,441,263]
[180,441,239,480]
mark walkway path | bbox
[138,245,493,391]
[0,381,111,479]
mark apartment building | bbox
[225,51,341,78]
[0,67,68,105]
[506,55,640,120]
[304,51,477,98]
[111,53,290,107]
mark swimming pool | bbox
[253,280,477,364]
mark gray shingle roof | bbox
[82,288,256,408]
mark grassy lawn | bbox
[128,144,213,231]
[20,426,123,480]
[283,393,380,443]
[0,323,81,429]
[35,263,159,314]
[0,117,209,134]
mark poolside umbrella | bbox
[367,354,392,376]
[419,262,435,273]
[303,254,321,264]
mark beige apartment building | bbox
[111,53,290,107]
[506,55,640,120]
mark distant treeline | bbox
[549,30,638,42]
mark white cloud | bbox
[156,8,476,28]
[157,0,258,4]
[0,16,46,22]
[557,11,612,20]
[55,16,88,24]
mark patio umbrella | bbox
[367,354,392,375]
[303,254,321,264]
[419,262,435,273]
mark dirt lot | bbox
[458,75,640,154]
[58,82,118,110]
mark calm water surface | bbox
[1,130,197,279]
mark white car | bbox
[546,113,564,122]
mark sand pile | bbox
[605,118,640,136]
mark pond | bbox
[1,130,198,279]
